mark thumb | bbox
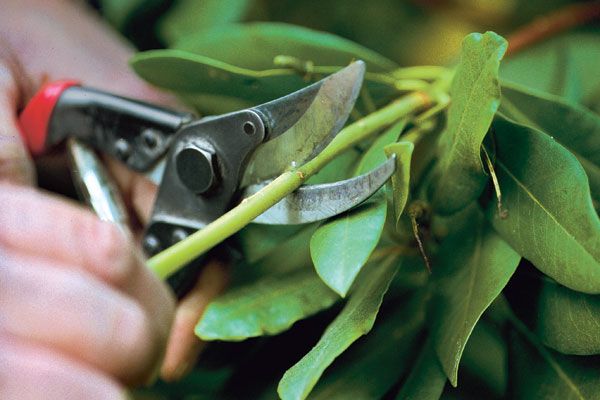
[0,44,35,186]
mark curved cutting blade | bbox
[241,61,366,187]
[244,156,396,225]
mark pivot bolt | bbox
[175,144,218,194]
[142,129,160,149]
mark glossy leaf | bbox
[432,207,520,386]
[130,49,310,113]
[500,82,600,201]
[500,33,600,106]
[305,148,360,185]
[487,115,600,294]
[459,320,508,397]
[310,199,386,297]
[431,31,507,215]
[536,280,600,355]
[509,329,600,400]
[196,269,338,341]
[384,141,414,228]
[311,291,427,400]
[235,224,318,285]
[307,121,404,297]
[173,22,397,72]
[158,0,251,45]
[131,49,394,115]
[238,224,304,264]
[395,337,446,400]
[278,259,399,400]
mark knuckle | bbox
[94,221,124,263]
[87,220,134,286]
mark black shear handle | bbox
[19,80,192,171]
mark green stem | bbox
[148,91,432,279]
[391,65,450,80]
[272,56,433,92]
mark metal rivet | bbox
[114,139,131,160]
[142,129,160,149]
[143,234,161,255]
[243,121,256,135]
[171,228,188,244]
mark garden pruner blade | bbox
[142,61,366,187]
[17,61,373,257]
[241,60,365,186]
[144,61,367,254]
[244,155,396,224]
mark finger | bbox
[161,259,230,382]
[0,43,35,185]
[0,334,125,400]
[105,157,157,224]
[0,183,175,342]
[0,251,163,385]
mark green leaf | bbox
[131,23,399,114]
[196,269,338,341]
[158,0,251,45]
[535,280,600,355]
[130,49,310,114]
[459,320,508,397]
[384,141,414,228]
[432,206,520,386]
[131,49,395,115]
[499,82,600,202]
[136,364,233,398]
[277,258,399,400]
[431,31,507,215]
[173,22,397,72]
[486,115,600,294]
[354,119,407,175]
[238,224,304,264]
[500,33,600,106]
[310,199,387,297]
[509,328,600,400]
[395,337,447,400]
[305,148,360,185]
[311,292,428,400]
[234,224,318,285]
[307,119,405,297]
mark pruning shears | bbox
[18,61,395,294]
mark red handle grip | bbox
[18,80,80,155]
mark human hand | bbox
[0,183,176,398]
[0,0,229,385]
